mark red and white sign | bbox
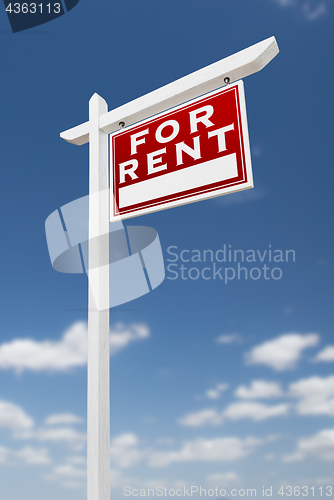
[110,80,253,221]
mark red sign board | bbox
[110,80,253,221]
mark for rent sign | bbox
[110,80,253,221]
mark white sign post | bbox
[87,94,110,500]
[60,36,279,500]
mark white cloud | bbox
[16,426,87,450]
[0,322,87,373]
[53,463,87,478]
[47,472,86,490]
[45,413,84,426]
[179,400,288,427]
[110,469,137,489]
[216,334,242,345]
[302,1,327,19]
[271,0,328,20]
[0,321,150,373]
[206,472,238,486]
[289,375,334,416]
[110,323,149,355]
[215,187,266,206]
[245,333,319,371]
[107,432,262,469]
[314,346,334,362]
[267,434,280,443]
[206,383,229,400]
[14,446,51,465]
[0,400,34,430]
[206,389,220,400]
[149,436,262,467]
[282,429,334,462]
[110,470,187,493]
[0,445,51,466]
[57,481,86,490]
[155,438,174,446]
[178,408,223,427]
[315,477,334,485]
[109,472,193,494]
[289,375,334,398]
[67,455,86,465]
[235,380,283,399]
[0,446,10,464]
[272,0,294,6]
[110,433,148,468]
[46,456,87,489]
[142,417,156,425]
[223,402,289,421]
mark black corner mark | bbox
[4,0,64,32]
[3,0,80,33]
[63,0,79,12]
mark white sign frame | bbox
[110,80,253,222]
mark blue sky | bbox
[0,0,334,499]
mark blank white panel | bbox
[119,153,237,209]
